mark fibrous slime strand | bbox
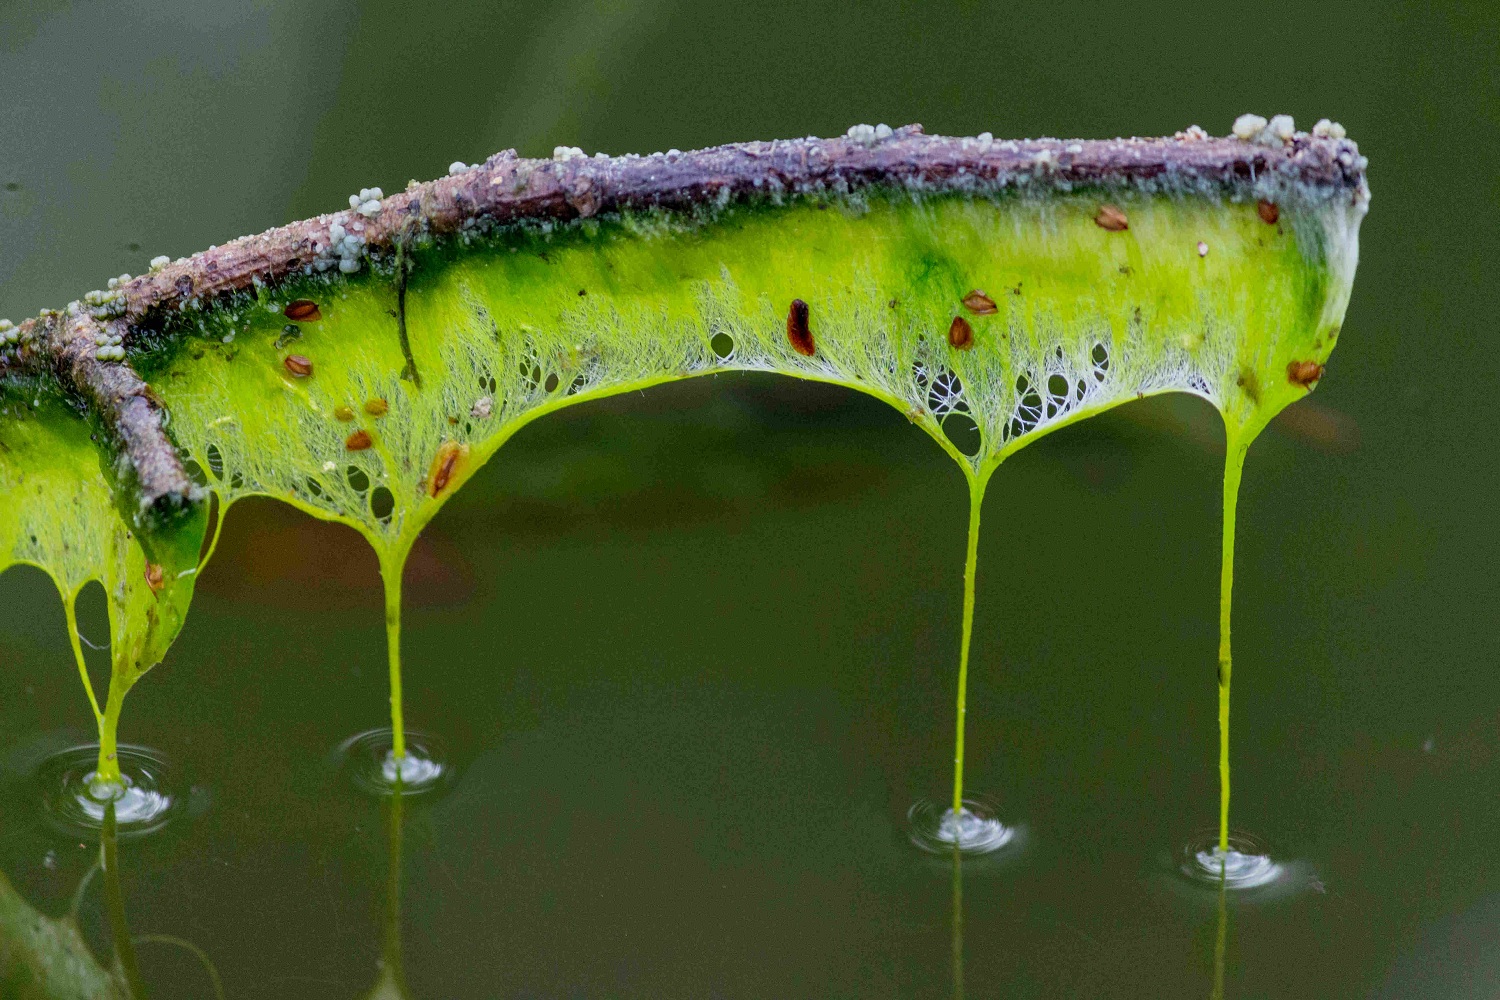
[380,553,408,761]
[952,475,987,817]
[1218,431,1249,852]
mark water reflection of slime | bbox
[36,745,179,837]
[909,796,1021,856]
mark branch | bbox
[53,307,205,515]
[0,124,1368,513]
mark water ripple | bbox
[34,745,180,837]
[333,728,451,797]
[1177,830,1289,891]
[908,796,1021,856]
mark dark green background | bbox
[1,1,1496,997]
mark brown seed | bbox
[143,563,164,593]
[334,405,355,421]
[364,397,389,416]
[948,316,974,350]
[345,429,373,451]
[1257,200,1280,225]
[284,299,321,322]
[1287,360,1325,387]
[961,290,998,315]
[428,440,470,497]
[1094,204,1129,231]
[283,354,313,377]
[786,298,815,357]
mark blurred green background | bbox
[1,1,1497,997]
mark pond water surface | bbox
[1,1,1497,997]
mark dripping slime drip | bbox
[380,551,409,763]
[1217,432,1250,854]
[61,589,103,730]
[951,478,983,820]
[935,472,1016,853]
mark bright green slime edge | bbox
[0,185,1361,852]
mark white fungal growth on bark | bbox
[1232,114,1268,141]
[1261,114,1296,146]
[1312,118,1347,140]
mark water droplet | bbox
[908,796,1021,856]
[332,728,451,797]
[33,746,181,837]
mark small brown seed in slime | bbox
[1287,360,1325,387]
[961,290,998,315]
[284,299,322,322]
[1257,200,1280,225]
[428,440,470,497]
[787,298,815,356]
[1094,204,1129,231]
[948,316,974,350]
[345,429,373,451]
[283,354,313,377]
[364,398,388,416]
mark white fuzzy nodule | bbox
[1231,114,1268,141]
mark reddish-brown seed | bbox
[1287,360,1325,387]
[428,440,470,497]
[948,316,974,350]
[345,429,373,451]
[1257,200,1280,225]
[143,563,164,593]
[334,405,355,421]
[364,397,388,416]
[283,354,313,377]
[961,290,998,315]
[284,299,322,322]
[1094,204,1129,231]
[786,298,815,356]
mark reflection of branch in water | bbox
[951,846,964,1000]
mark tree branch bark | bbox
[0,125,1368,513]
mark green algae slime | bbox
[0,383,205,787]
[1,140,1364,853]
